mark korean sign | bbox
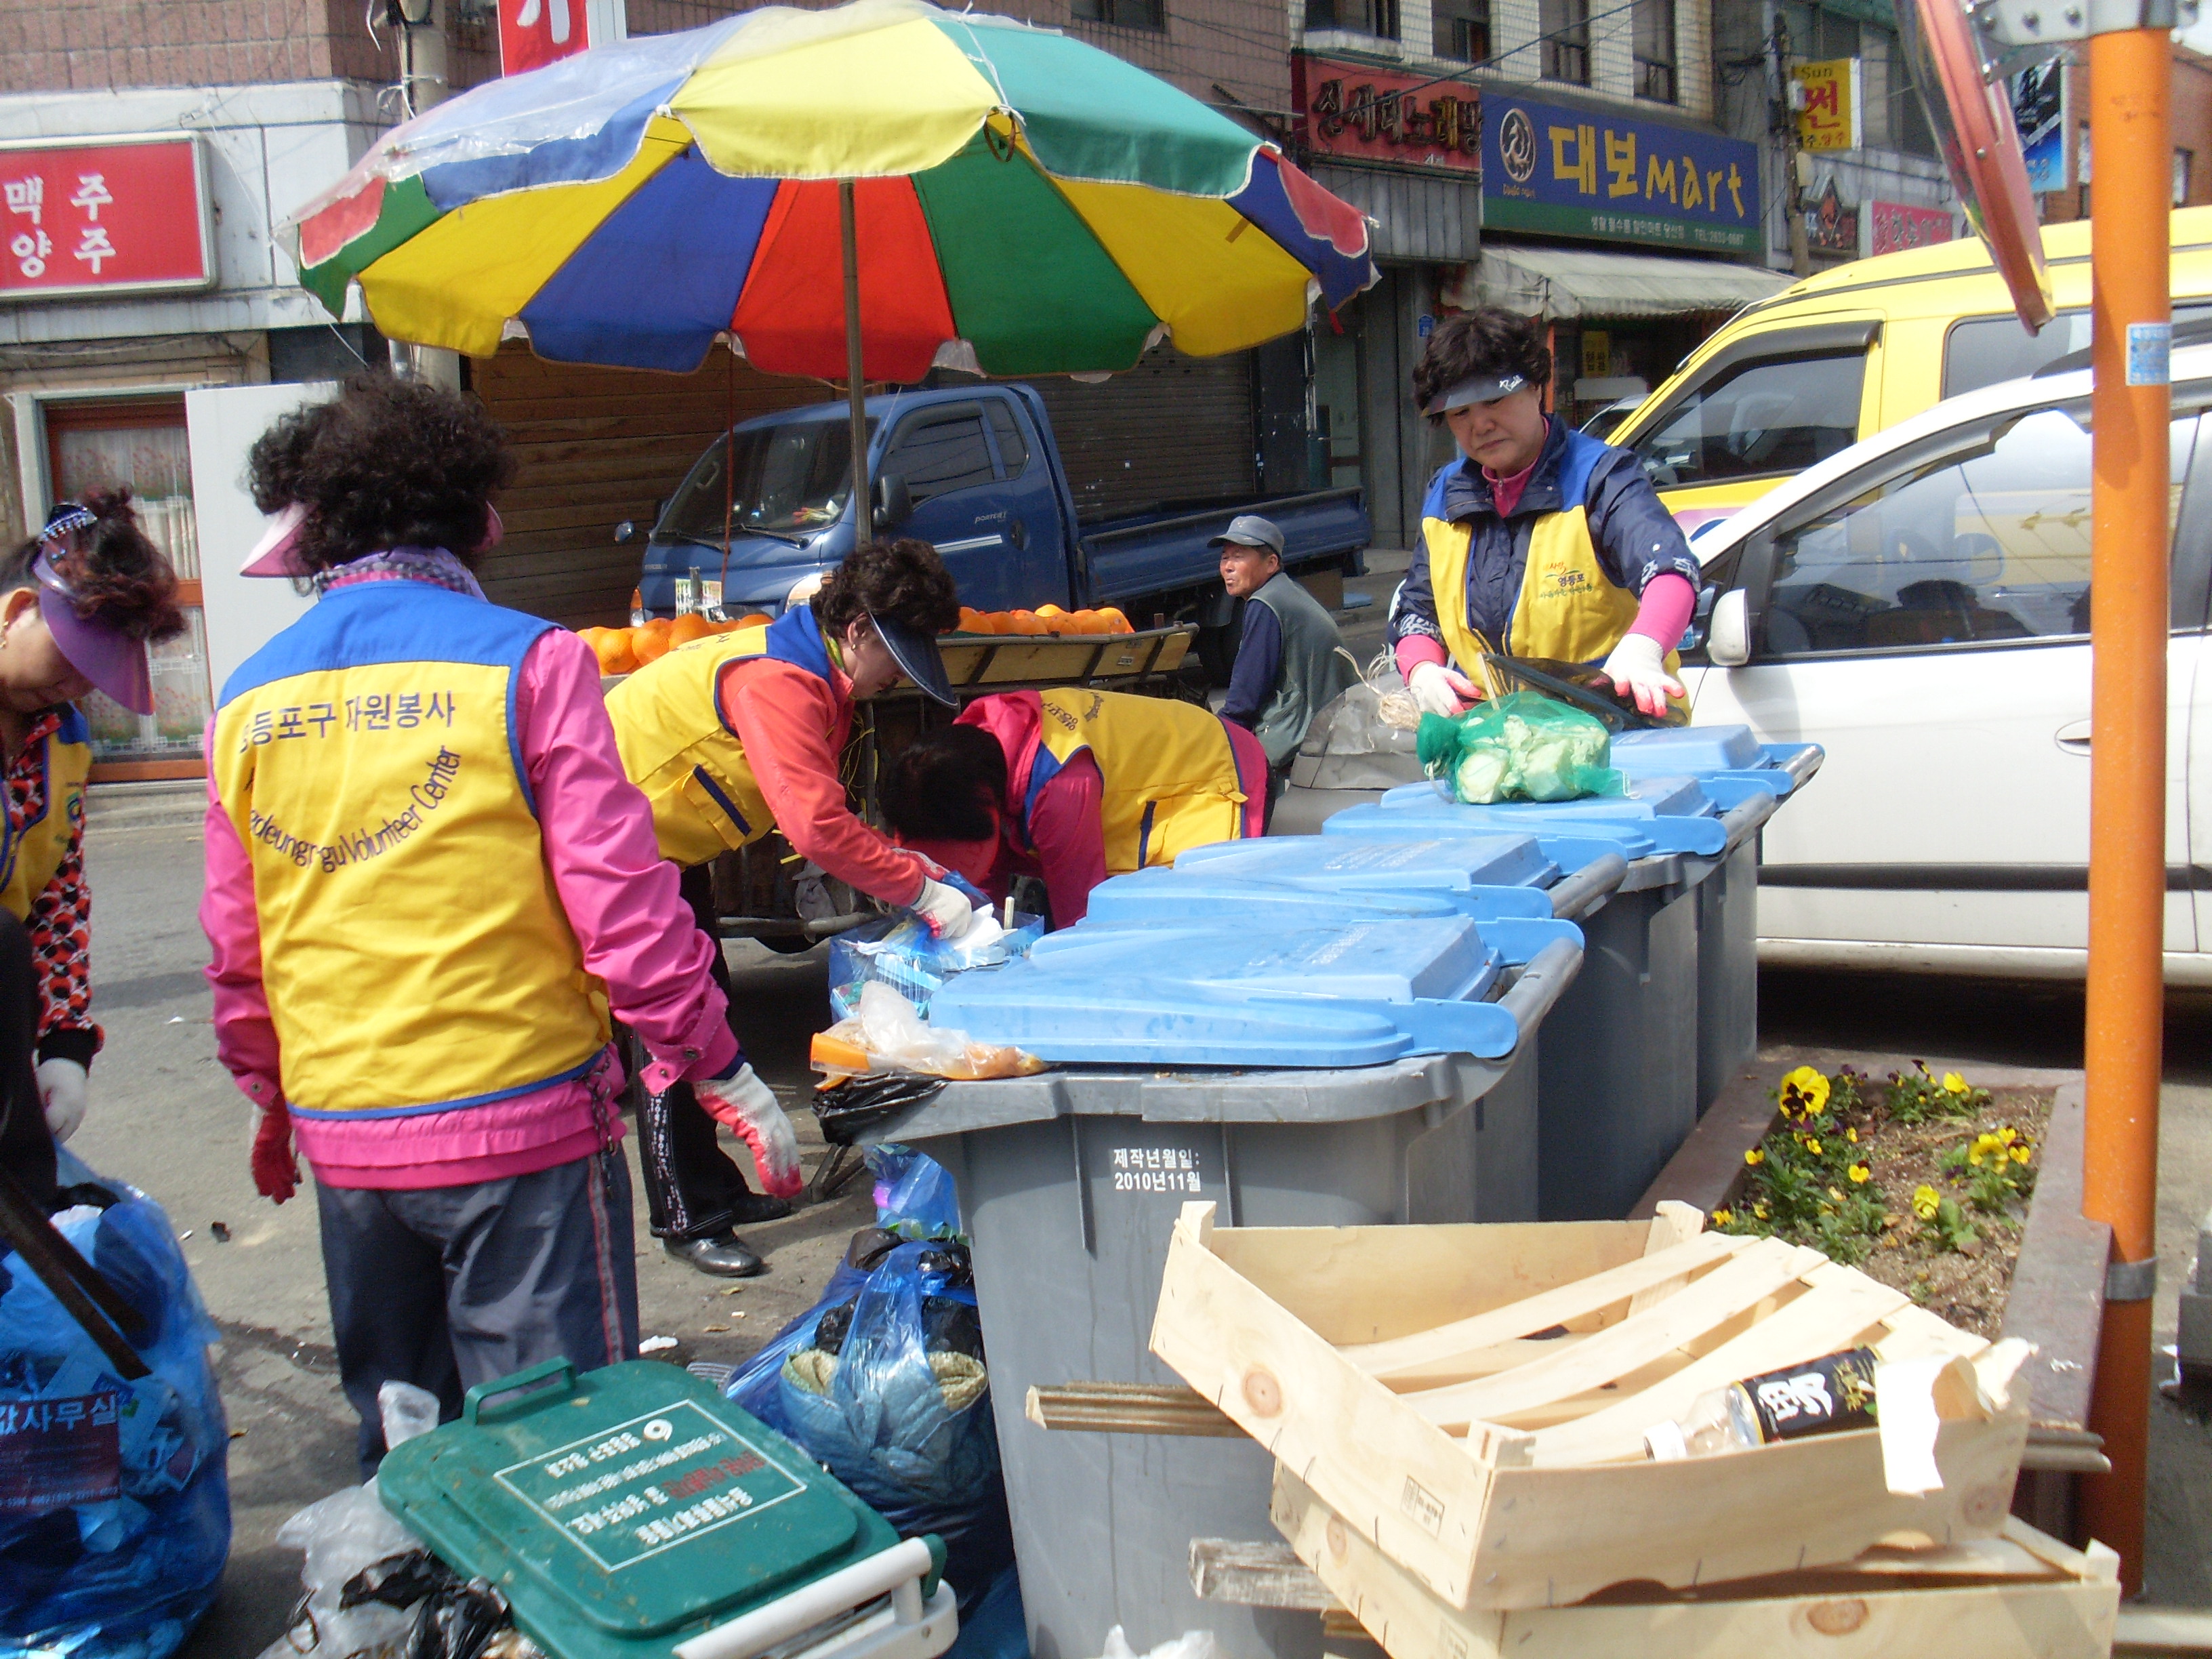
[1482,95,1759,253]
[499,0,627,77]
[1869,200,1952,258]
[1292,54,1480,175]
[1793,60,1860,153]
[0,136,211,303]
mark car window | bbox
[1944,304,2212,398]
[1760,407,2196,656]
[985,401,1030,475]
[884,406,995,504]
[1632,352,1864,488]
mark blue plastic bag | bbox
[827,912,1045,1021]
[0,1151,229,1659]
[728,1242,1011,1613]
[866,1145,961,1241]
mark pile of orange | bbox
[577,612,773,676]
[954,603,1134,637]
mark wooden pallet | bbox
[1273,1467,2118,1659]
[1149,1202,2031,1612]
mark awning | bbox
[1447,244,1794,320]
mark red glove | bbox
[252,1107,299,1204]
[695,1066,804,1197]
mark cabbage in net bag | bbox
[1416,691,1625,804]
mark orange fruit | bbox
[632,621,674,665]
[1004,610,1048,636]
[737,613,773,628]
[1095,607,1132,634]
[668,613,712,646]
[1035,603,1065,618]
[1065,609,1105,634]
[594,630,638,675]
[956,606,989,634]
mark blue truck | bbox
[617,382,1370,676]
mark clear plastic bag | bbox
[866,1146,962,1241]
[727,1241,1012,1614]
[829,912,1046,1022]
[817,983,1046,1082]
[1416,691,1625,804]
[1090,1627,1221,1659]
[0,1154,229,1659]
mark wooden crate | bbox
[935,625,1192,689]
[1273,1467,2118,1659]
[1149,1202,2030,1612]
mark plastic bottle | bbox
[630,587,647,627]
[1643,1346,1879,1460]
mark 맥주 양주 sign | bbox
[0,135,212,302]
[1483,94,1761,253]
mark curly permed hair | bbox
[1412,308,1554,424]
[247,372,514,573]
[813,537,960,639]
[1,489,186,644]
[880,724,1006,843]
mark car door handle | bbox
[2055,720,2092,754]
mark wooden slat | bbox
[1404,1239,1823,1430]
[1528,1264,1912,1466]
[1189,1538,1340,1610]
[1023,1381,1242,1437]
[1629,1201,1712,1317]
[1343,1231,1746,1386]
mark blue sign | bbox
[1482,94,1761,253]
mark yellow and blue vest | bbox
[1421,430,1683,699]
[0,705,89,924]
[606,605,835,868]
[210,581,611,1120]
[1019,689,1254,872]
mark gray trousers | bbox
[315,1148,640,1475]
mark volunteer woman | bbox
[203,375,764,1472]
[877,688,1267,929]
[605,536,974,1279]
[1391,308,1702,720]
[0,495,184,1206]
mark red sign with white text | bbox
[1292,54,1481,175]
[499,0,596,75]
[0,136,211,302]
[1868,199,1953,258]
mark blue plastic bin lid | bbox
[1158,833,1559,918]
[929,916,1536,1065]
[1377,774,1715,819]
[1084,865,1467,926]
[1608,724,1762,772]
[1319,801,1668,861]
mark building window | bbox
[1433,0,1490,62]
[1541,0,1590,84]
[1306,0,1398,35]
[1633,0,1676,103]
[2177,148,2194,205]
[1071,0,1164,29]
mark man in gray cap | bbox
[1212,514,1360,818]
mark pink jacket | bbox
[203,596,738,1190]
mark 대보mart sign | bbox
[1483,94,1760,253]
[0,135,212,302]
[1292,54,1481,175]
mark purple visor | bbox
[35,552,152,715]
[240,503,505,578]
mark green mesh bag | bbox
[1416,691,1626,805]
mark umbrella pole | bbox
[842,180,872,551]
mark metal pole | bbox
[2080,22,2170,1595]
[842,180,872,551]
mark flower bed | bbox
[1712,1061,2057,1339]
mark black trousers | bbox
[636,863,758,1242]
[0,911,58,1212]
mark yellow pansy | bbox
[1912,1184,1941,1220]
[1744,1147,1765,1166]
[1848,1164,1871,1183]
[1780,1065,1831,1113]
[1711,1209,1734,1227]
[1942,1071,1969,1094]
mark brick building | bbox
[1,0,1300,778]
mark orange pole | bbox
[2080,25,2169,1595]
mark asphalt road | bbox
[59,560,2212,1651]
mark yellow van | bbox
[1611,204,2212,523]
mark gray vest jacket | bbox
[1246,570,1361,766]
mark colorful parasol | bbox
[282,0,1378,383]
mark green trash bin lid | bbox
[377,1359,906,1658]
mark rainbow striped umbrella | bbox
[281,0,1378,382]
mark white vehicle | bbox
[1684,346,2212,985]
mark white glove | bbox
[695,1065,804,1198]
[1407,660,1479,718]
[37,1059,86,1144]
[911,876,979,941]
[1599,632,1687,719]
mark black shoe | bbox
[663,1233,766,1278]
[725,1190,794,1225]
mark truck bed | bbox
[1079,487,1370,607]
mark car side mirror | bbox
[613,520,638,546]
[1707,588,1752,668]
[874,473,913,525]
